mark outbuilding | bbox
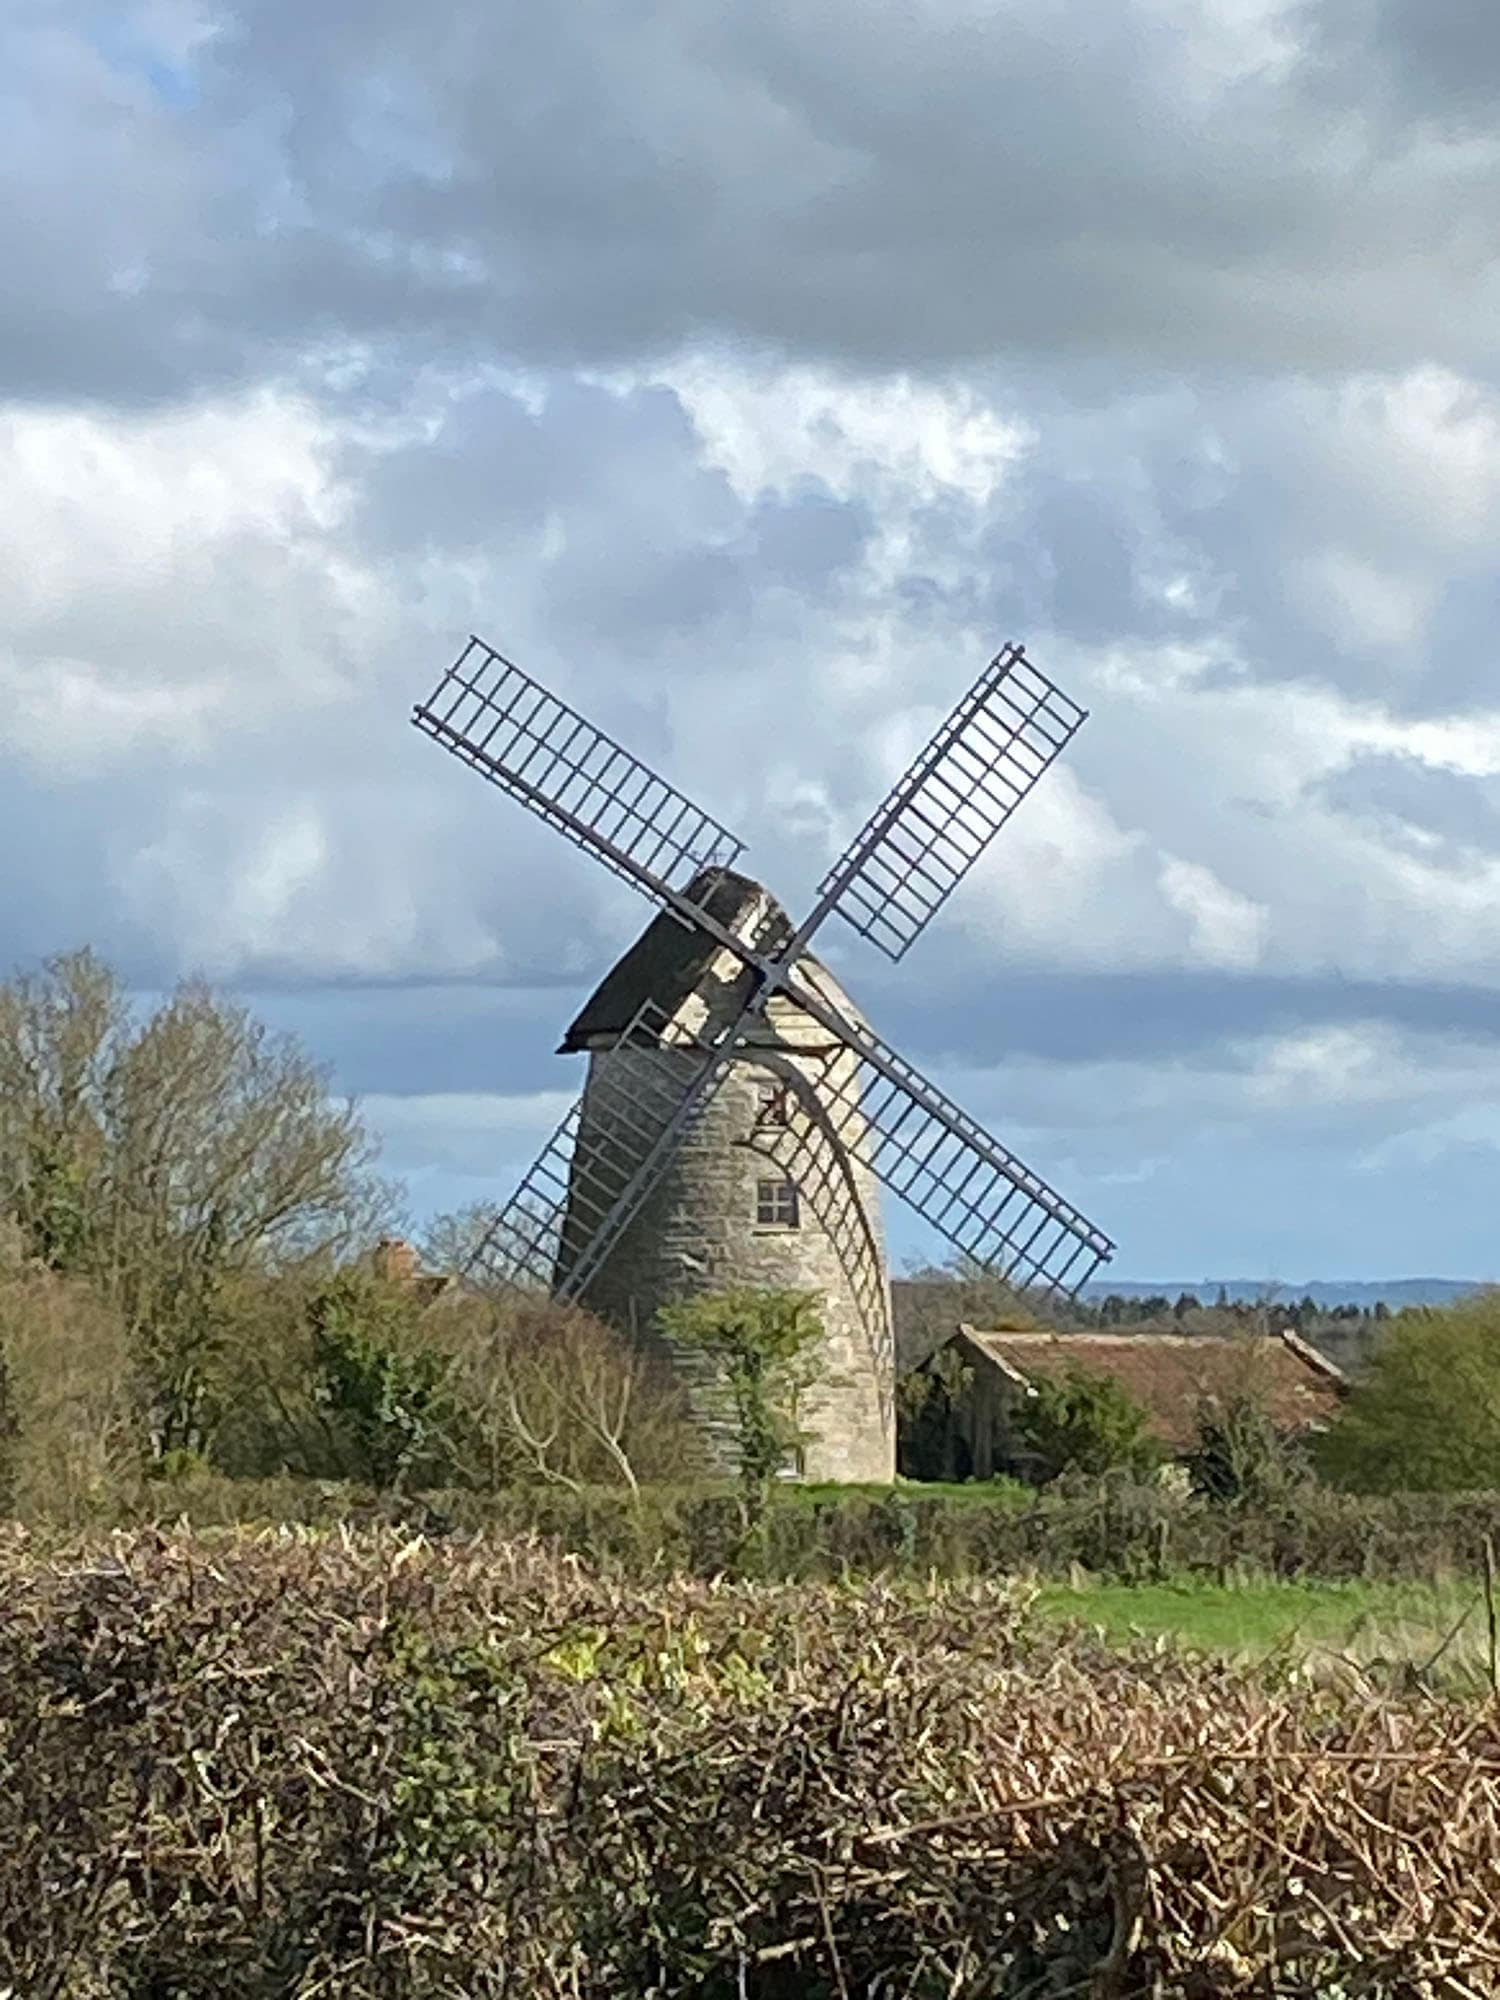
[905,1324,1348,1482]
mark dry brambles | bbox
[1,1528,1498,1997]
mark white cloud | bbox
[0,390,372,775]
[124,798,332,976]
[949,1017,1500,1154]
[6,353,1500,1009]
[1158,857,1269,970]
[8,0,1500,1279]
[663,360,1032,508]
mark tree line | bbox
[1,947,1497,1515]
[0,950,831,1517]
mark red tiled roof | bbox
[954,1327,1346,1449]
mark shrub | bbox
[896,1342,975,1481]
[1187,1389,1310,1505]
[0,1270,137,1522]
[212,1276,693,1499]
[1317,1291,1500,1492]
[657,1287,824,1493]
[1011,1362,1163,1482]
[0,1531,1496,1994]
[307,1270,460,1490]
[25,1465,1500,1587]
[0,1344,15,1516]
[439,1291,695,1495]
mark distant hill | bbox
[1079,1278,1485,1310]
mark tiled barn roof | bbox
[952,1326,1347,1447]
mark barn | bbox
[907,1324,1348,1482]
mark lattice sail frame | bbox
[808,645,1087,963]
[415,634,1115,1300]
[790,1006,1111,1293]
[414,638,744,912]
[468,1000,737,1300]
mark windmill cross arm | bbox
[413,636,747,920]
[460,999,738,1302]
[790,644,1088,965]
[781,966,1114,1296]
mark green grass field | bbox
[1033,1575,1493,1686]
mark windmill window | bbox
[754,1080,790,1127]
[756,1178,800,1228]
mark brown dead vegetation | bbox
[1,1528,1497,1996]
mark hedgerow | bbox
[1,1528,1496,1996]
[88,1467,1500,1586]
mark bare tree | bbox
[419,1201,504,1280]
[0,949,398,1454]
[894,1252,1044,1373]
[435,1291,693,1494]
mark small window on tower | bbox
[754,1080,790,1127]
[755,1178,800,1228]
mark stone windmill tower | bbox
[414,637,1115,1480]
[558,868,892,1480]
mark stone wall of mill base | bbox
[568,1042,895,1484]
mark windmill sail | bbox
[480,956,1112,1305]
[414,633,1116,1320]
[467,1000,736,1301]
[807,644,1086,962]
[414,636,745,914]
[785,990,1112,1295]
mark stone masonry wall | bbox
[572,998,894,1484]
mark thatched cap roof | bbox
[941,1326,1347,1447]
[559,867,797,1052]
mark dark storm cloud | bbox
[13,0,1500,409]
[248,961,1500,1105]
[207,0,1500,379]
[243,981,577,1097]
[871,374,1500,719]
[355,377,874,657]
[1305,0,1500,124]
[855,965,1500,1070]
[1316,754,1500,864]
[0,6,259,405]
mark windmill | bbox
[413,636,1114,1479]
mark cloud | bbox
[7,0,1500,1279]
[6,352,1500,1008]
[13,0,1500,413]
[1158,858,1269,971]
[1316,753,1500,865]
[1306,0,1500,125]
[0,391,367,771]
[179,0,1500,381]
[932,1017,1500,1278]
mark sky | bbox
[5,0,1500,1283]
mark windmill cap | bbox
[558,868,797,1052]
